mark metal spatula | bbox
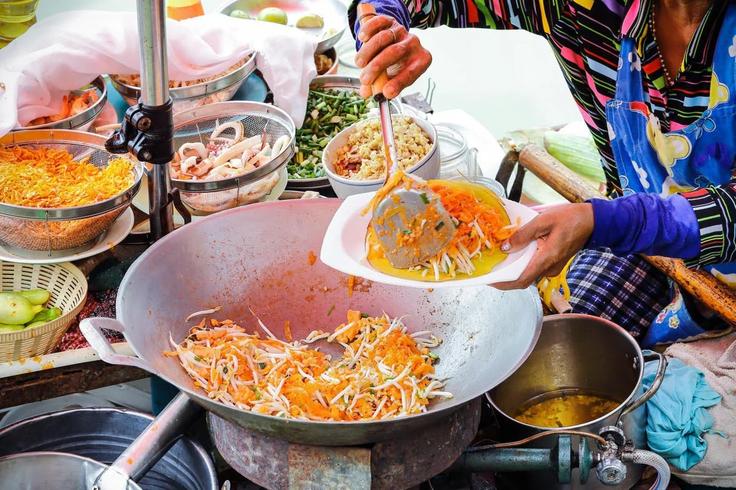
[358,4,455,269]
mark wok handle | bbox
[95,393,202,485]
[79,317,152,372]
[618,352,668,422]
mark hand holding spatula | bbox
[358,3,456,269]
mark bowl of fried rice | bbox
[323,115,439,198]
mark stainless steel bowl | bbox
[110,55,256,113]
[18,76,107,132]
[220,0,347,54]
[0,130,144,251]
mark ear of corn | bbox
[543,131,605,182]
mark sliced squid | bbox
[173,119,291,183]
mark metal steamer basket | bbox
[0,130,144,252]
[170,101,296,215]
[18,76,108,132]
[110,55,256,113]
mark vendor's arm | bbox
[494,184,736,289]
[349,0,566,97]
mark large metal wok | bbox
[81,199,542,446]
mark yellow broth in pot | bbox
[514,391,621,428]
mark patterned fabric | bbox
[606,4,736,277]
[566,250,671,338]
[348,0,736,268]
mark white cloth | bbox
[665,333,736,487]
[0,11,317,133]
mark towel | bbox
[663,334,736,487]
[0,11,317,134]
[642,352,721,472]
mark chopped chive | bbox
[420,193,429,204]
[360,313,369,318]
[434,221,446,231]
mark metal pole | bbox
[137,0,175,240]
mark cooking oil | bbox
[0,0,39,48]
[366,179,509,281]
[514,391,621,428]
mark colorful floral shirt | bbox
[349,0,736,267]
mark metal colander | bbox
[0,130,144,252]
[110,55,256,114]
[171,101,295,215]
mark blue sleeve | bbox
[348,0,411,49]
[586,194,700,260]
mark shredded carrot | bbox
[369,179,518,279]
[307,250,317,266]
[347,276,356,297]
[0,145,134,208]
[284,320,293,342]
[167,311,450,421]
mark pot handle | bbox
[79,317,152,372]
[618,351,668,421]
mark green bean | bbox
[288,88,377,180]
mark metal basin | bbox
[488,314,666,488]
[0,407,217,490]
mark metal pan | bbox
[0,394,200,490]
[220,0,347,54]
[81,199,542,446]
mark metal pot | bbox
[488,314,666,489]
[0,394,205,490]
[0,405,217,490]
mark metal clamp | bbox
[106,99,174,165]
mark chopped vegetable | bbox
[289,89,376,180]
[166,312,449,421]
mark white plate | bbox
[0,208,134,265]
[320,192,538,288]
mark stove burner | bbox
[208,399,481,489]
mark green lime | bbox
[295,12,324,28]
[257,7,287,25]
[229,9,251,20]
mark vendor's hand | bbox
[493,203,594,290]
[355,14,431,99]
